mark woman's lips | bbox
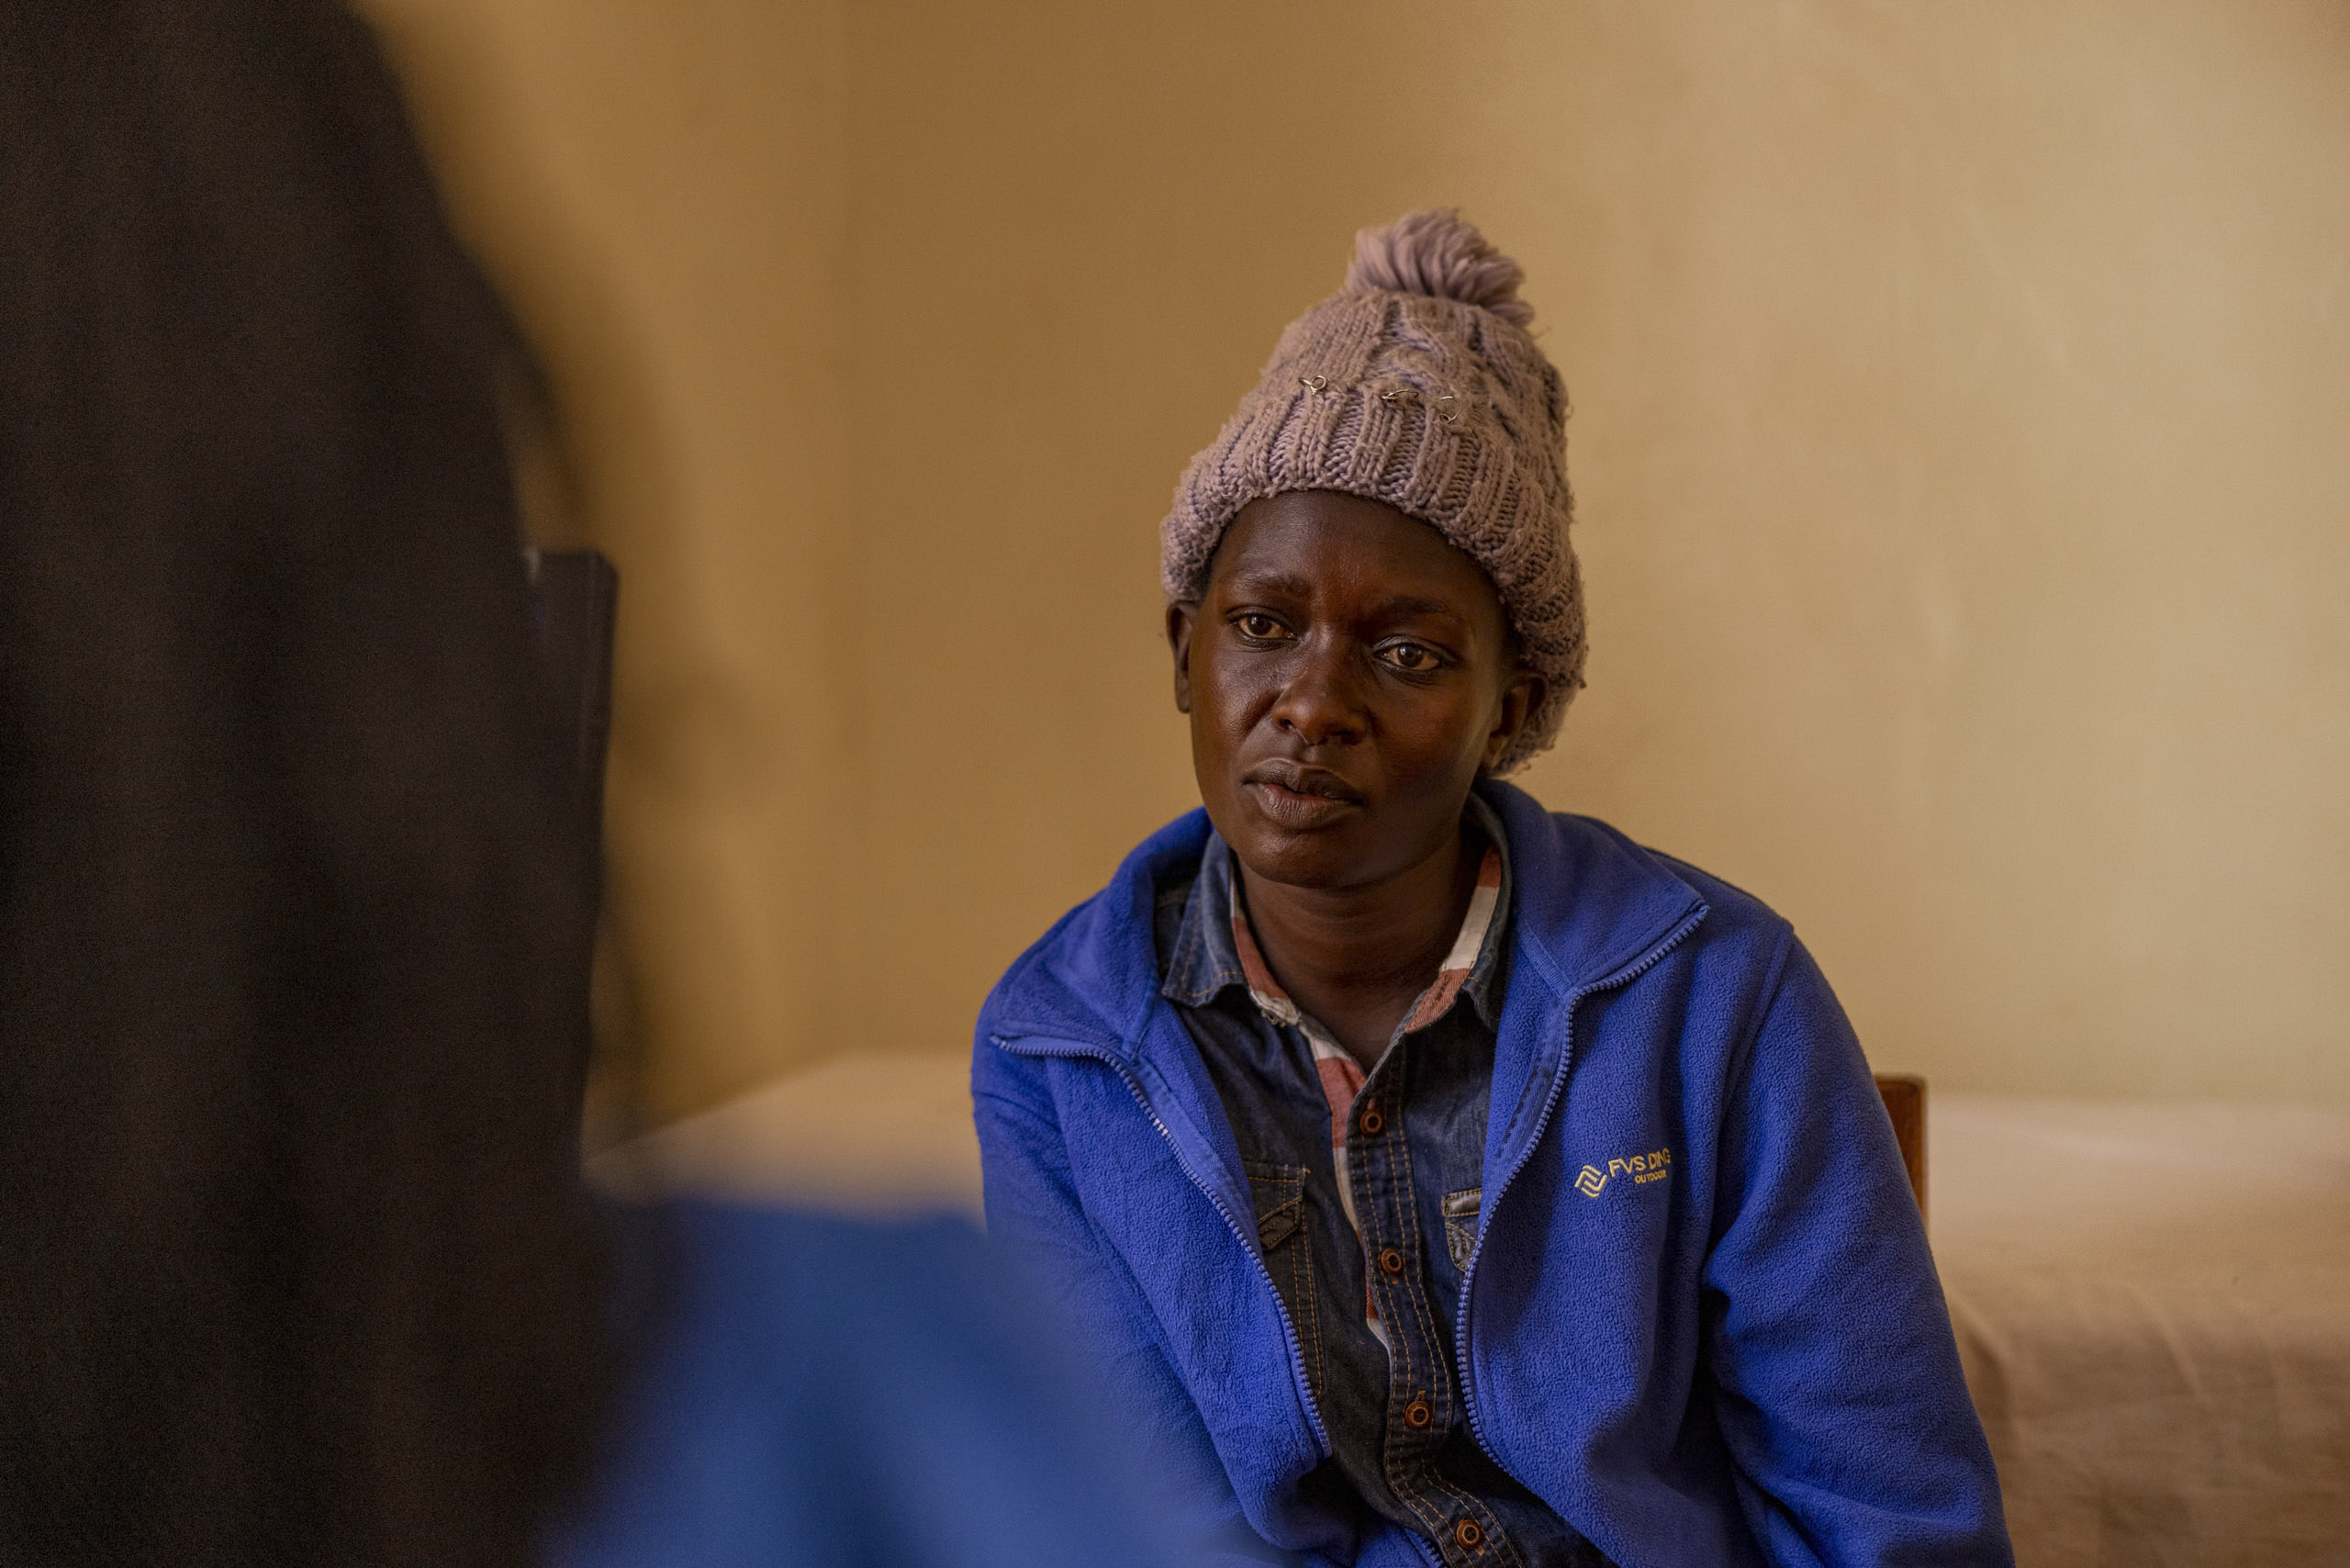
[1246,778,1360,830]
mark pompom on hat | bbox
[1161,208,1583,773]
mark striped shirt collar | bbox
[1160,790,1514,1036]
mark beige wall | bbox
[365,0,862,1122]
[370,0,2350,1118]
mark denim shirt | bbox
[1154,799,1607,1568]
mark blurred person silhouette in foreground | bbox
[0,3,1180,1565]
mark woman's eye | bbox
[1236,614,1287,640]
[1382,642,1439,672]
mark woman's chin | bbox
[1223,825,1368,892]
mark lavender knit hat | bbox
[1161,209,1583,773]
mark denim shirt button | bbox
[1378,1247,1404,1275]
[1454,1518,1484,1550]
[1404,1398,1433,1428]
[1359,1104,1384,1136]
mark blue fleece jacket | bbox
[972,783,2012,1568]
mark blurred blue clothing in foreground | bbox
[554,1200,1189,1568]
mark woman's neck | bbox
[1237,826,1479,1071]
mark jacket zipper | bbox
[1451,908,1707,1463]
[992,1033,1335,1455]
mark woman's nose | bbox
[1270,636,1365,747]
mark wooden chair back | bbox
[1874,1074,1926,1215]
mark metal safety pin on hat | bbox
[1299,375,1328,393]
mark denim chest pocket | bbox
[1243,1161,1322,1395]
[1441,1186,1483,1271]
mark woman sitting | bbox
[974,210,2011,1567]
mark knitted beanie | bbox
[1161,208,1583,773]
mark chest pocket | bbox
[1243,1161,1322,1395]
[1441,1186,1483,1271]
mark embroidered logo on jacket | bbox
[1575,1146,1673,1196]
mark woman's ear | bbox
[1480,669,1547,773]
[1167,600,1199,714]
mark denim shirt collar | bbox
[1160,791,1516,1033]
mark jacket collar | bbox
[1482,780,1708,1008]
[988,781,1706,1068]
[987,782,1708,1255]
[985,808,1214,1057]
[1158,791,1515,1033]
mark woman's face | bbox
[1168,490,1542,892]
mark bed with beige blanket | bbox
[1930,1095,2350,1567]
